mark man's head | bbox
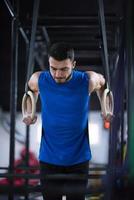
[48,42,76,83]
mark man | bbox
[23,42,109,200]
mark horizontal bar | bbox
[0,167,9,170]
[40,15,118,20]
[44,25,114,29]
[0,165,107,171]
[0,184,105,195]
[0,173,106,179]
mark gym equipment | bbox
[101,88,114,121]
[97,0,114,122]
[22,91,37,120]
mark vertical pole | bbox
[97,0,112,199]
[126,0,134,181]
[24,43,30,200]
[24,0,40,198]
[8,16,18,200]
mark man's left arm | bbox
[86,71,105,94]
[86,71,113,122]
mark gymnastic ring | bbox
[101,88,114,118]
[22,91,36,120]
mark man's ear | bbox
[73,61,76,68]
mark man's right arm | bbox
[28,71,41,93]
[22,71,41,125]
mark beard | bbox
[54,73,72,83]
[54,78,66,83]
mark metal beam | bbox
[3,0,29,44]
[9,15,19,200]
[126,0,134,182]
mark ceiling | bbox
[0,0,124,111]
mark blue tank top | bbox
[38,70,91,166]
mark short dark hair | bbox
[48,42,74,61]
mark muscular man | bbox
[23,42,108,200]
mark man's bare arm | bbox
[22,71,41,125]
[28,71,41,93]
[86,71,105,94]
[86,71,113,122]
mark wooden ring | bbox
[22,91,36,120]
[101,88,114,118]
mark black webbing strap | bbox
[97,0,111,90]
[25,0,40,93]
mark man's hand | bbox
[23,115,37,126]
[87,71,105,93]
[22,91,37,125]
[101,112,113,122]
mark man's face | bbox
[49,57,75,83]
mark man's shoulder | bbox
[31,71,42,78]
[74,70,86,75]
[73,70,89,83]
[37,70,49,78]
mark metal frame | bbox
[0,168,107,196]
[97,1,126,199]
[0,0,127,199]
[1,0,40,199]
